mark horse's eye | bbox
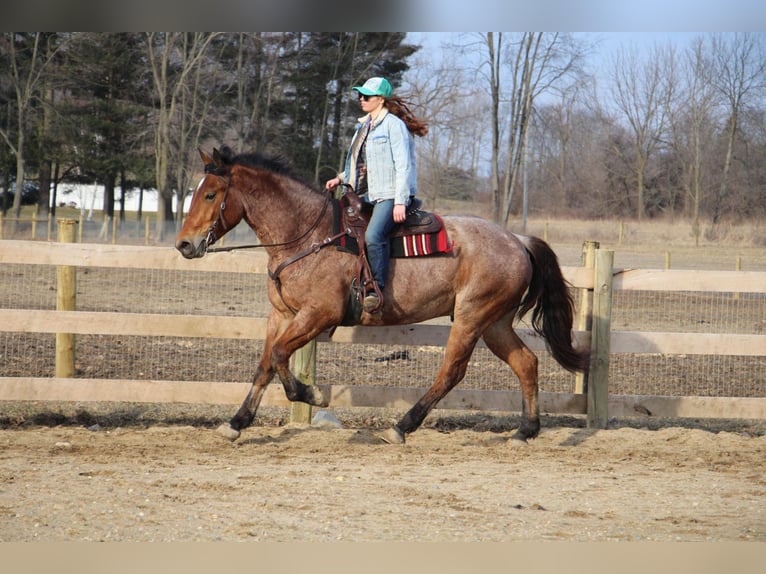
[205,192,216,201]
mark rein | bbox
[205,177,337,254]
[203,173,352,314]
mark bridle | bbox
[203,170,233,250]
[199,167,352,315]
[201,168,335,254]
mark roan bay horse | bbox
[176,146,589,444]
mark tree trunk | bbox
[636,153,645,221]
[38,160,52,216]
[12,129,25,221]
[487,33,502,224]
[103,174,115,220]
[712,111,737,224]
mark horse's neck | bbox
[238,170,330,252]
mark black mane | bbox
[218,145,314,189]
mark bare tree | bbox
[0,33,63,227]
[472,33,586,225]
[405,45,485,211]
[229,33,286,153]
[483,32,503,222]
[608,42,675,221]
[708,33,766,224]
[171,40,222,225]
[532,84,589,213]
[503,34,587,227]
[669,36,719,243]
[314,33,362,186]
[146,32,218,238]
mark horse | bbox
[175,146,589,444]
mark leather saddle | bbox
[337,188,444,320]
[340,189,442,238]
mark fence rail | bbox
[2,232,765,424]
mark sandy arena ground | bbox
[0,405,763,542]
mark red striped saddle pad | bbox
[332,199,453,258]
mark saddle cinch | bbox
[336,188,452,323]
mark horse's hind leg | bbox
[379,323,480,444]
[482,315,540,441]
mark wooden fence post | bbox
[734,256,742,301]
[575,240,599,394]
[56,219,78,378]
[290,339,317,424]
[587,248,614,429]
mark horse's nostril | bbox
[176,240,193,257]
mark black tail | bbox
[517,235,590,373]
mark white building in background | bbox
[55,184,192,218]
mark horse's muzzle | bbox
[175,237,206,259]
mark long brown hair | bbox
[385,96,429,137]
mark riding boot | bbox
[363,283,382,313]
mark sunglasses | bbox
[358,93,377,101]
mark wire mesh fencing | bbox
[1,258,763,399]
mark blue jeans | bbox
[365,199,396,291]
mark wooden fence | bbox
[0,213,154,244]
[1,221,765,426]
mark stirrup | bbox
[363,289,382,313]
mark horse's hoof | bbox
[508,434,530,447]
[513,421,540,443]
[311,385,331,408]
[217,423,241,442]
[377,426,405,445]
[317,386,331,407]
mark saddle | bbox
[340,189,443,239]
[337,188,452,322]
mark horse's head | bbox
[176,147,244,259]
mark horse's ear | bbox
[212,147,223,168]
[199,148,213,166]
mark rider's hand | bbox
[393,204,406,223]
[325,177,341,190]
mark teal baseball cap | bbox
[352,77,392,98]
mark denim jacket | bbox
[341,108,417,206]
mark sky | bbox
[404,31,717,99]
[588,32,702,59]
[6,0,765,32]
[408,31,704,69]
[404,1,765,32]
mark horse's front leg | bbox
[220,361,325,443]
[218,309,292,441]
[270,314,331,408]
[217,364,275,441]
[276,362,330,407]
